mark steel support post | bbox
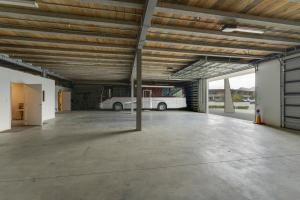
[136,49,142,131]
[131,74,134,113]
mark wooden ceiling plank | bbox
[0,52,132,61]
[15,58,132,64]
[151,24,300,46]
[39,63,131,67]
[7,53,192,64]
[156,2,300,31]
[143,60,187,65]
[0,45,134,56]
[69,0,144,9]
[143,54,195,61]
[143,47,264,59]
[0,36,135,50]
[20,58,186,66]
[0,25,136,42]
[7,53,133,61]
[147,38,281,53]
[143,57,192,62]
[0,6,138,30]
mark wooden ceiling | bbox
[0,0,299,81]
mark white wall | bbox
[256,59,281,127]
[42,78,55,121]
[0,66,55,131]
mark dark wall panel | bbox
[71,84,130,110]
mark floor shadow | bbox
[1,126,38,133]
[0,129,138,159]
[42,129,138,147]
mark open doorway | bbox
[11,83,42,128]
[11,83,25,127]
[57,90,71,112]
[208,73,255,121]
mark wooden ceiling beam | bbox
[0,36,135,51]
[147,38,282,53]
[0,6,138,30]
[156,2,300,31]
[8,54,133,61]
[0,25,136,42]
[143,57,192,62]
[0,45,134,56]
[38,63,131,68]
[143,54,195,61]
[143,60,186,65]
[48,69,130,73]
[16,59,131,64]
[0,45,199,61]
[19,58,185,66]
[9,54,189,64]
[143,47,264,59]
[151,24,300,46]
[69,0,144,9]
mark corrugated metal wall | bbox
[185,81,199,112]
[283,56,300,130]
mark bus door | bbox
[143,90,152,109]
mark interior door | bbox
[24,84,42,125]
[58,91,63,112]
[62,91,71,111]
[143,90,152,109]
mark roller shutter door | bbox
[284,56,300,130]
[185,81,199,112]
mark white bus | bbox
[100,86,187,111]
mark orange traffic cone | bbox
[255,109,263,125]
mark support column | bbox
[42,68,47,77]
[136,49,142,131]
[198,79,208,113]
[224,78,235,113]
[131,74,134,114]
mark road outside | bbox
[209,102,255,121]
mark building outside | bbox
[209,87,255,102]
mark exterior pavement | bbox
[209,108,255,121]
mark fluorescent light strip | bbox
[222,27,264,34]
[0,0,38,8]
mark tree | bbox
[232,93,243,102]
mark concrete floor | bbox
[1,111,300,200]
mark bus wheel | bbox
[113,102,123,111]
[157,102,167,111]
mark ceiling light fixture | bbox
[222,25,264,34]
[0,0,38,8]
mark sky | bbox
[209,73,255,89]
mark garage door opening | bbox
[208,73,255,121]
[99,85,186,111]
[10,83,42,128]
